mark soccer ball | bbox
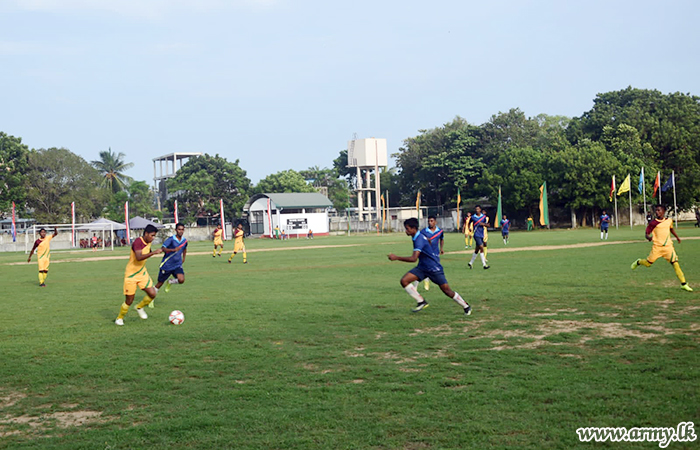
[169,310,185,325]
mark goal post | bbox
[26,223,122,253]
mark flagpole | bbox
[614,175,619,230]
[641,168,647,220]
[672,170,678,228]
[657,171,661,205]
[628,176,633,230]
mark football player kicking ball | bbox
[631,204,693,292]
[150,222,188,308]
[388,218,471,315]
[115,225,163,326]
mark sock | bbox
[465,237,469,247]
[213,248,216,256]
[639,259,652,267]
[243,252,247,263]
[503,238,507,245]
[228,253,235,262]
[169,279,179,285]
[452,292,468,308]
[672,262,687,284]
[404,284,424,303]
[117,302,130,319]
[38,273,44,284]
[469,253,478,265]
[480,253,487,266]
[484,246,488,258]
[136,294,154,309]
[605,232,608,240]
[601,231,604,239]
[424,279,430,290]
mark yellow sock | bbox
[483,247,488,258]
[639,259,652,267]
[672,262,686,284]
[228,253,235,262]
[464,237,469,246]
[136,294,154,309]
[117,302,130,319]
[243,252,247,263]
[38,273,44,284]
[213,249,216,256]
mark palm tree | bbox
[91,148,134,193]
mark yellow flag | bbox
[456,188,461,208]
[415,191,421,211]
[617,174,631,196]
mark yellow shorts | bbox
[647,245,677,264]
[38,257,50,272]
[234,241,246,253]
[123,271,154,295]
[214,238,223,246]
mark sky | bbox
[2,0,700,185]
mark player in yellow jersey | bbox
[463,212,473,249]
[115,225,164,325]
[212,224,224,257]
[228,223,248,264]
[631,204,692,292]
[27,227,58,286]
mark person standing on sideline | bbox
[467,205,489,269]
[527,216,534,231]
[151,222,188,307]
[463,212,473,249]
[115,225,163,325]
[631,204,692,292]
[228,223,248,264]
[500,215,510,245]
[274,225,281,240]
[212,224,224,257]
[600,210,610,240]
[387,218,471,315]
[27,227,58,287]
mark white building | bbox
[244,193,333,238]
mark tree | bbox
[0,132,29,217]
[255,170,316,194]
[103,181,158,222]
[26,148,107,223]
[91,148,134,193]
[167,154,251,222]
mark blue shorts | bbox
[409,267,448,286]
[501,231,509,236]
[474,236,485,246]
[601,226,609,232]
[158,267,184,283]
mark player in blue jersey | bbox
[151,223,188,307]
[467,205,490,269]
[388,217,471,315]
[500,214,510,245]
[419,215,444,291]
[600,210,610,240]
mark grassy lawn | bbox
[1,224,698,449]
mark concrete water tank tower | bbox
[347,138,387,222]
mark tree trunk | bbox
[570,208,577,229]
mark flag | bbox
[661,172,674,192]
[652,171,660,198]
[617,174,631,196]
[381,193,386,229]
[174,200,179,224]
[495,186,502,228]
[609,176,615,202]
[638,168,645,194]
[71,201,76,247]
[219,199,226,240]
[539,182,549,226]
[415,191,421,212]
[124,201,130,243]
[267,197,273,238]
[456,188,461,209]
[11,202,16,242]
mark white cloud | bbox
[3,0,279,19]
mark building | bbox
[152,152,202,210]
[244,193,333,237]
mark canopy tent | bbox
[128,216,164,229]
[77,217,126,231]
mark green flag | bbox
[539,182,549,227]
[495,186,502,228]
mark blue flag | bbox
[638,168,644,194]
[661,173,674,192]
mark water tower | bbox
[347,138,387,222]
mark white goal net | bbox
[25,222,127,253]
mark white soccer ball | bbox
[169,310,185,325]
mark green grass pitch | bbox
[1,225,699,449]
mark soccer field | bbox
[1,226,699,449]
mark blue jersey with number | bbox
[160,235,187,271]
[600,214,610,230]
[500,219,510,233]
[472,213,487,238]
[413,232,443,272]
[420,226,443,256]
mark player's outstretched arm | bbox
[671,228,681,243]
[27,240,40,262]
[387,251,420,263]
[134,247,163,261]
[52,228,58,237]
